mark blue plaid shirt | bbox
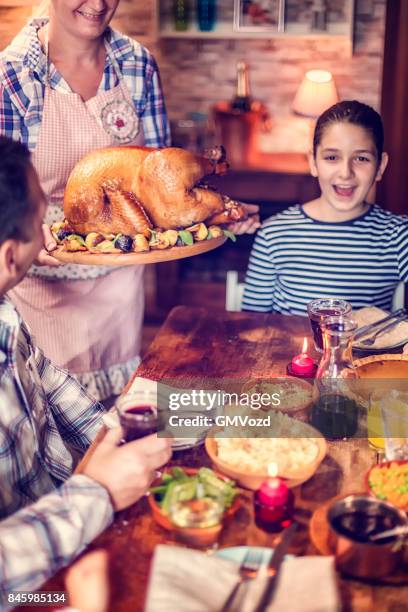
[0,18,171,150]
[0,297,113,606]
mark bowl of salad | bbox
[148,466,240,547]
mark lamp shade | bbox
[292,70,339,118]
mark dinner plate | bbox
[172,436,205,451]
[215,546,294,564]
[353,339,408,357]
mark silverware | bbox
[354,308,405,341]
[254,522,298,612]
[369,525,408,542]
[221,548,264,612]
[359,314,407,346]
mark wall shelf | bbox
[159,21,352,41]
[155,1,354,47]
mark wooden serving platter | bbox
[52,235,227,265]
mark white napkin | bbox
[145,545,340,612]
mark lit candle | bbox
[258,476,289,507]
[254,464,294,533]
[287,338,317,378]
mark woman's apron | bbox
[10,38,145,401]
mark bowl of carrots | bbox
[367,461,408,512]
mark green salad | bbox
[150,467,238,515]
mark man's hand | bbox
[65,550,109,612]
[227,203,261,235]
[83,428,172,512]
[34,223,61,266]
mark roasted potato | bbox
[186,222,208,241]
[163,229,179,247]
[150,232,171,250]
[64,235,87,252]
[208,225,223,238]
[95,240,121,254]
[133,234,150,252]
[85,232,104,249]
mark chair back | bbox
[225,271,244,312]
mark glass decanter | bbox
[311,315,359,440]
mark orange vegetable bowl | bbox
[366,461,408,512]
[147,467,240,546]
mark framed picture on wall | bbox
[234,0,285,32]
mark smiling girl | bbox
[242,100,408,314]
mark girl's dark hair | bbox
[0,136,33,244]
[313,100,384,161]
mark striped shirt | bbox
[0,18,171,150]
[0,297,112,604]
[242,204,408,315]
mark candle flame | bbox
[301,337,308,354]
[267,462,278,477]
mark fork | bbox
[221,548,264,612]
[360,314,407,346]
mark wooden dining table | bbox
[33,306,407,612]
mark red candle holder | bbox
[254,477,294,533]
[287,337,317,379]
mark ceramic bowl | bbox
[205,420,327,490]
[240,376,313,422]
[147,467,240,546]
[366,460,408,512]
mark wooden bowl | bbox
[205,422,327,490]
[350,354,408,404]
[241,376,313,422]
[366,460,408,512]
[147,467,240,546]
[353,354,408,378]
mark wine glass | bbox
[116,390,158,443]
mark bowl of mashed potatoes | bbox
[205,413,326,490]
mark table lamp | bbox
[292,70,339,118]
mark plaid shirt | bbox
[0,18,171,150]
[0,297,113,606]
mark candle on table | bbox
[258,475,289,506]
[254,463,294,533]
[287,337,317,378]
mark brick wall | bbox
[0,0,386,124]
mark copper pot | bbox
[328,495,407,579]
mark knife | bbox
[254,522,298,612]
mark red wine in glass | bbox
[119,405,157,442]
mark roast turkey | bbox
[63,146,247,235]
